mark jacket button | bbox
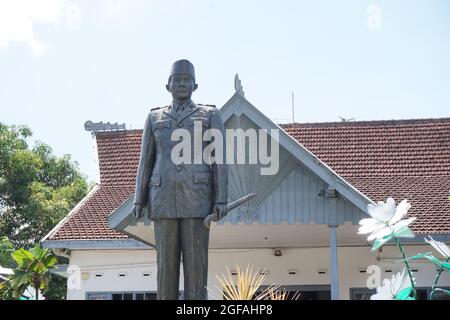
[176,165,182,171]
[178,122,183,127]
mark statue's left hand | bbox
[212,203,228,221]
[132,204,143,219]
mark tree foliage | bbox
[0,236,15,268]
[0,123,90,299]
[0,123,89,248]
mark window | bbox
[87,292,157,300]
[416,287,450,300]
[350,287,450,300]
[123,293,133,300]
[145,292,157,300]
[135,293,144,300]
[86,293,110,300]
[350,288,376,300]
[87,291,185,300]
[298,290,331,300]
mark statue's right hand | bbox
[133,204,143,219]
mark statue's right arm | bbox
[133,112,155,218]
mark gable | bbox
[220,93,373,213]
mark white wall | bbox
[67,245,450,300]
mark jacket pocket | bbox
[149,175,161,187]
[193,172,211,184]
[189,117,209,128]
[153,120,171,131]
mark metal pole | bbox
[329,224,339,300]
[292,92,295,123]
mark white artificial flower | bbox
[358,197,416,241]
[425,236,450,258]
[370,269,415,300]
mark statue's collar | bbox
[171,99,193,110]
[165,100,198,122]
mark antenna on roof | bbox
[292,91,295,123]
[338,116,355,122]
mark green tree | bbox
[0,237,16,299]
[0,123,89,247]
[42,272,67,300]
[0,244,57,299]
[0,282,16,300]
[0,236,15,268]
[0,123,90,299]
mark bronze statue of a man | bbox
[132,60,228,300]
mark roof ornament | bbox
[84,120,126,133]
[234,73,245,97]
[338,116,355,122]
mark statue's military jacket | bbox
[133,101,228,219]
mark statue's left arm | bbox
[133,112,156,218]
[210,107,228,220]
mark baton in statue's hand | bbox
[203,193,256,228]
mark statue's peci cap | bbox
[169,59,196,82]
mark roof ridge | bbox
[96,129,143,136]
[280,117,450,128]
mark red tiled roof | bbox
[47,118,450,241]
[282,118,450,178]
[282,118,450,234]
[97,130,142,186]
[50,185,133,240]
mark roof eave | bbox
[40,184,100,243]
[41,239,151,250]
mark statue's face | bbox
[166,75,198,101]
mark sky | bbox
[0,0,449,183]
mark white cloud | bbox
[0,0,80,55]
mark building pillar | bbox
[329,224,339,300]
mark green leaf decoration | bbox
[432,288,450,298]
[393,226,414,239]
[372,234,394,251]
[406,252,432,262]
[370,227,414,251]
[441,262,450,271]
[395,287,414,300]
[409,253,450,272]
